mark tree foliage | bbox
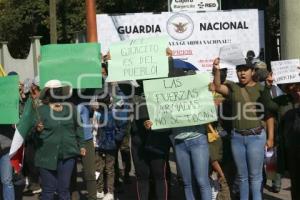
[0,0,48,58]
[0,0,279,62]
[0,0,167,58]
[96,0,167,13]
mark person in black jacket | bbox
[280,83,300,199]
[118,78,171,200]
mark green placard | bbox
[40,43,102,89]
[107,36,169,82]
[143,73,218,130]
[0,76,19,124]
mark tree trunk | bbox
[49,0,57,44]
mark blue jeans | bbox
[231,130,266,200]
[0,153,15,200]
[40,158,75,200]
[174,134,212,200]
[77,104,93,141]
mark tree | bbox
[222,0,280,64]
[0,0,278,62]
[0,0,167,58]
[96,0,167,13]
[56,0,86,43]
[0,0,86,57]
[0,0,48,58]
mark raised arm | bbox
[213,58,230,96]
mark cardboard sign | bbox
[143,73,217,129]
[0,76,19,124]
[271,59,300,84]
[219,44,246,68]
[107,36,169,81]
[39,43,102,89]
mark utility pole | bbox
[49,0,57,44]
[85,0,98,42]
[280,0,300,59]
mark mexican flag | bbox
[10,97,36,173]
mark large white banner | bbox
[97,10,264,73]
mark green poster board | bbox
[40,43,102,89]
[143,73,218,130]
[107,36,169,82]
[0,76,19,124]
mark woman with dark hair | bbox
[104,50,171,200]
[117,79,171,200]
[213,58,274,200]
[23,80,86,200]
[143,57,212,200]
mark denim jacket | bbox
[95,108,128,151]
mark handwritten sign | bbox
[40,43,102,89]
[219,60,236,69]
[219,44,246,69]
[97,10,264,78]
[107,36,169,82]
[0,76,19,124]
[271,59,300,84]
[143,73,218,130]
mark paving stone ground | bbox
[2,150,292,200]
[20,161,291,200]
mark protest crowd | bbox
[1,45,300,200]
[0,5,299,200]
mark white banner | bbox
[271,59,300,84]
[97,10,264,78]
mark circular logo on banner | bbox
[167,13,194,41]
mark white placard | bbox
[271,59,300,84]
[219,44,246,66]
[226,68,239,83]
[171,0,219,12]
[219,60,236,69]
[97,10,264,82]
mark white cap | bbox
[44,80,64,88]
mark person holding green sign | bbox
[23,80,86,200]
[0,72,21,200]
[105,49,171,200]
[117,80,171,200]
[213,56,274,200]
[143,58,212,200]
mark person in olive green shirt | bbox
[31,80,86,200]
[213,57,274,200]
